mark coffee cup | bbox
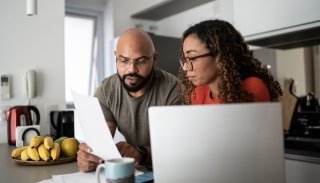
[95,157,135,183]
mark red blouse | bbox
[191,77,271,104]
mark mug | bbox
[95,157,135,183]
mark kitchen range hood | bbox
[245,22,320,50]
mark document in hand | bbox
[71,90,121,160]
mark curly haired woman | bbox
[178,19,282,105]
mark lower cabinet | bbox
[285,159,320,183]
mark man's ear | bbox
[114,51,117,56]
[153,52,159,63]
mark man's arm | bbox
[108,122,150,165]
[107,121,117,137]
[116,141,152,165]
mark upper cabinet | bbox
[130,0,234,38]
[233,0,320,49]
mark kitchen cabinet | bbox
[233,0,320,49]
[149,33,180,75]
[285,159,320,183]
[130,0,234,38]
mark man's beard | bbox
[118,70,153,92]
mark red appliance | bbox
[5,105,40,145]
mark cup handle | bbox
[95,164,105,183]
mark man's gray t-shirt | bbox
[94,68,182,146]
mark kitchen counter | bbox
[285,149,320,164]
[2,143,320,183]
[0,143,79,183]
[284,136,320,164]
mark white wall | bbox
[276,48,308,96]
[0,0,65,138]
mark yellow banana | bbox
[27,146,40,161]
[29,136,44,148]
[38,144,51,161]
[44,136,54,150]
[51,143,61,160]
[21,149,30,161]
[11,146,28,159]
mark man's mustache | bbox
[123,73,144,80]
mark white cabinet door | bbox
[233,0,320,39]
[285,159,320,183]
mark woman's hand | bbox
[77,143,104,172]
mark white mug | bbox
[95,157,135,183]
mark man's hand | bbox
[77,143,104,172]
[116,141,142,164]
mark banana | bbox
[38,144,51,161]
[50,143,61,160]
[20,149,30,161]
[27,146,40,161]
[29,136,44,148]
[11,146,28,159]
[44,136,54,150]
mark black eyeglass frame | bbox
[179,52,214,71]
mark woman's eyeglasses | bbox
[179,52,214,71]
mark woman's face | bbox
[182,34,220,86]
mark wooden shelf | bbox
[131,0,213,21]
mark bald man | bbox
[77,28,182,172]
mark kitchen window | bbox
[64,8,105,108]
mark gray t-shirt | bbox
[94,68,182,146]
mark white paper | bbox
[71,90,121,160]
[38,170,145,183]
[50,170,144,183]
[52,172,95,183]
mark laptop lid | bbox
[148,103,285,183]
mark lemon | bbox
[61,138,79,157]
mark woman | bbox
[178,19,282,104]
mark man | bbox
[77,28,182,172]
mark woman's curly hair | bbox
[177,19,282,104]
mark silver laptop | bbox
[148,103,285,183]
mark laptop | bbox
[148,103,285,183]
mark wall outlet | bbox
[0,105,10,143]
[45,104,58,124]
[0,75,11,99]
[0,105,11,124]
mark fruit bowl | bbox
[14,156,77,166]
[11,136,80,166]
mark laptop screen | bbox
[148,103,285,183]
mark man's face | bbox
[115,52,154,92]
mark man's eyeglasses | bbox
[116,56,152,68]
[179,52,214,71]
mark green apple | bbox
[54,136,68,145]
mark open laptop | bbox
[148,103,285,183]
